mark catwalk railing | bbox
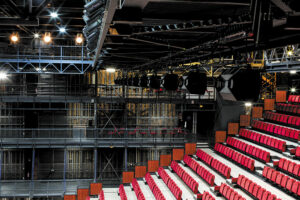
[0,46,93,74]
[0,128,193,148]
[0,179,93,197]
[0,84,216,100]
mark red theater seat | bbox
[227,137,271,163]
[252,120,299,141]
[119,184,128,200]
[171,161,199,194]
[263,166,300,197]
[214,143,255,171]
[274,158,300,179]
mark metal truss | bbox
[264,44,300,72]
[0,46,93,74]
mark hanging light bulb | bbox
[43,32,52,44]
[75,33,84,45]
[10,32,19,43]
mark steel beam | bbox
[32,0,52,17]
[0,18,39,26]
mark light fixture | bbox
[290,70,297,74]
[245,102,252,107]
[33,33,40,38]
[291,88,296,93]
[43,32,52,44]
[59,27,66,33]
[0,72,8,79]
[106,68,116,73]
[50,12,58,18]
[10,33,19,43]
[287,45,294,56]
[75,33,84,44]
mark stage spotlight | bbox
[75,34,84,44]
[50,12,58,18]
[106,68,116,73]
[163,74,179,90]
[59,27,66,33]
[140,74,148,88]
[33,33,40,38]
[287,46,294,56]
[185,71,207,95]
[10,33,19,43]
[290,70,297,74]
[291,88,296,93]
[149,75,161,89]
[43,32,52,44]
[0,72,7,80]
[245,102,252,107]
[133,75,140,87]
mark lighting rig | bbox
[83,0,107,53]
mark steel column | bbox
[30,148,35,197]
[93,148,97,182]
[63,148,67,193]
[124,147,127,171]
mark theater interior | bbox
[0,0,299,200]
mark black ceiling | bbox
[97,0,300,71]
[0,0,85,45]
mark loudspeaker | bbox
[133,75,140,87]
[185,72,207,94]
[140,74,148,88]
[163,74,179,90]
[217,68,261,102]
[149,75,161,89]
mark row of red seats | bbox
[196,149,213,165]
[119,184,127,200]
[99,190,105,200]
[157,167,182,200]
[196,149,231,179]
[239,128,286,152]
[288,95,300,103]
[226,137,270,163]
[263,166,300,197]
[202,191,215,200]
[237,175,278,200]
[183,155,215,186]
[145,173,166,200]
[276,103,300,115]
[252,120,299,141]
[214,143,255,171]
[132,179,145,200]
[291,146,300,158]
[264,111,300,127]
[171,161,199,194]
[219,183,246,200]
[274,158,300,179]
